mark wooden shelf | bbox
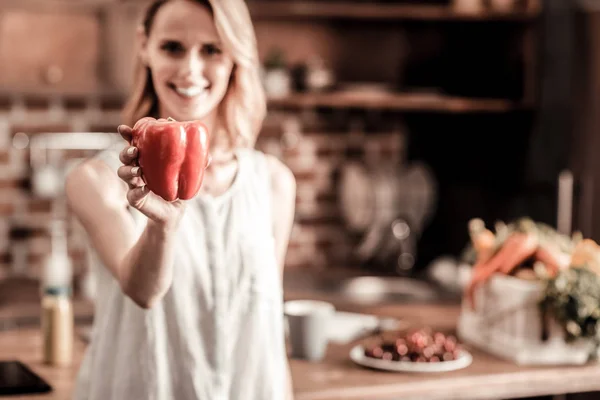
[248,1,541,21]
[267,91,529,113]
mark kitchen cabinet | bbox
[0,2,100,93]
[0,0,143,96]
[251,0,542,112]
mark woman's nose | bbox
[181,52,205,76]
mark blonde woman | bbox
[66,0,296,399]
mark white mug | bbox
[284,300,335,362]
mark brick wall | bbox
[0,93,124,285]
[0,92,404,288]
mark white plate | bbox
[349,345,473,373]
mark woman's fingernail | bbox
[131,167,139,175]
[127,147,136,155]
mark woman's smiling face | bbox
[140,0,234,122]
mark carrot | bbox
[497,233,538,274]
[468,218,496,264]
[571,239,600,267]
[465,232,538,309]
[495,220,509,239]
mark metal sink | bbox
[285,273,450,305]
[334,276,440,303]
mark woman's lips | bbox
[168,83,209,99]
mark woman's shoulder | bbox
[240,148,295,187]
[241,148,296,202]
[65,137,128,207]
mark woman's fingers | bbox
[126,185,150,209]
[117,165,144,188]
[118,125,133,142]
[126,188,177,224]
[119,146,138,165]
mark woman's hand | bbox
[116,124,186,231]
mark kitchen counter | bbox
[2,303,600,400]
[0,327,87,400]
[289,303,600,400]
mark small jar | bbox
[453,0,484,13]
[306,57,334,92]
[490,0,515,11]
[41,286,74,367]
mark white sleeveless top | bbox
[73,142,287,400]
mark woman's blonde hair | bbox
[122,0,266,149]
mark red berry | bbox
[444,341,456,352]
[397,344,408,356]
[373,347,383,358]
[423,347,435,359]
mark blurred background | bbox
[0,0,595,305]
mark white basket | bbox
[457,274,596,365]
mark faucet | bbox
[12,131,121,199]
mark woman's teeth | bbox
[174,86,207,98]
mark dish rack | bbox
[457,273,596,365]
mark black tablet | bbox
[0,361,52,396]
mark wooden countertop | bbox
[2,303,600,400]
[289,303,600,400]
[0,327,87,400]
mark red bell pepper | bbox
[131,117,210,202]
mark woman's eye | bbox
[160,41,185,55]
[203,44,222,56]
